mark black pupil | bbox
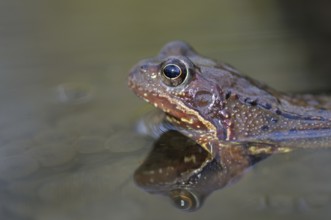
[163,64,181,78]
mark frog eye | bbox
[169,189,200,211]
[161,59,188,87]
[163,64,182,79]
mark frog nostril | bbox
[140,64,148,73]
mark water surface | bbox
[0,0,331,219]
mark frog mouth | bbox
[129,80,217,136]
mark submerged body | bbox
[128,41,331,158]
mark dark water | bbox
[0,0,331,219]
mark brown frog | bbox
[128,41,331,160]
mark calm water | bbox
[0,0,331,219]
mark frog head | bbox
[128,41,228,140]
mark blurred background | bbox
[0,0,331,219]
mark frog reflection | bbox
[134,130,270,211]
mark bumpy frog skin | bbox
[128,41,331,158]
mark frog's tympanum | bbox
[129,41,331,211]
[134,131,269,211]
[129,41,331,159]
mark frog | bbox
[128,41,331,161]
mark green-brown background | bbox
[0,0,330,219]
